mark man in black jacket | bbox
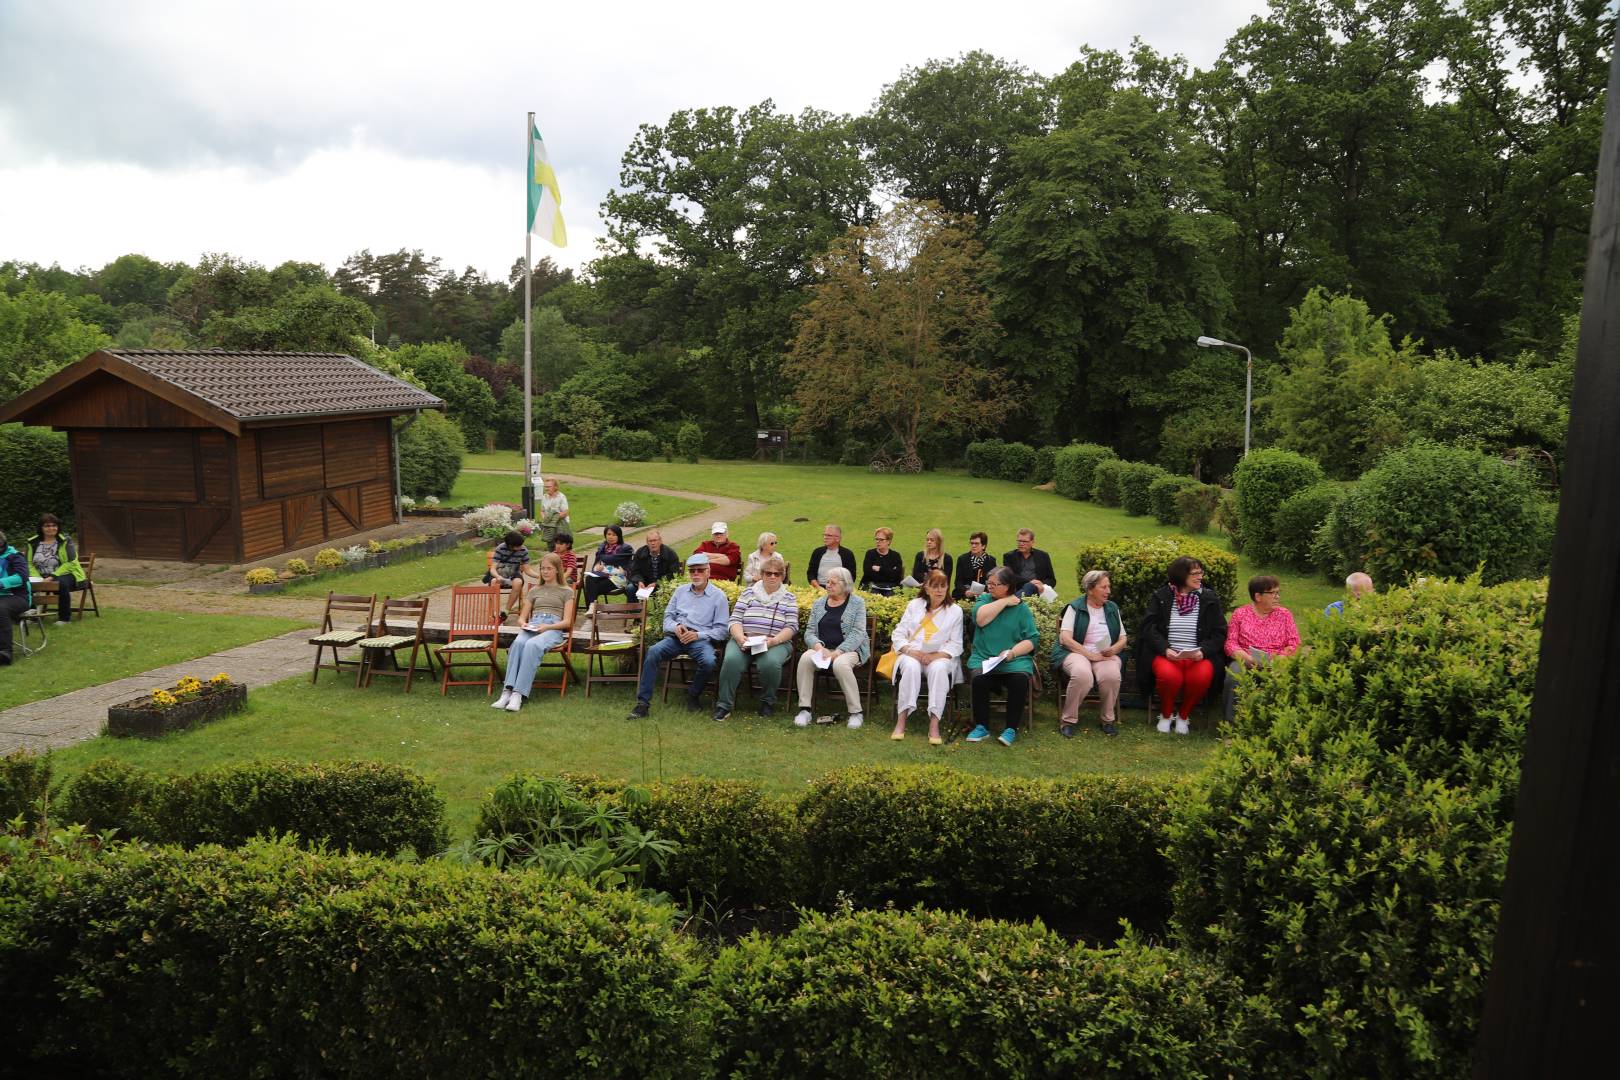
[1002,529,1056,597]
[805,523,857,590]
[628,530,682,592]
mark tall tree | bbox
[785,201,1001,470]
[0,287,111,398]
[334,248,442,344]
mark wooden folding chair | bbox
[526,591,578,697]
[75,553,100,619]
[581,600,646,697]
[356,596,435,691]
[809,614,879,717]
[436,583,503,695]
[309,592,377,684]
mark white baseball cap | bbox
[711,521,728,534]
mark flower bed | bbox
[107,674,246,738]
[244,531,471,593]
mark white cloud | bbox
[0,0,1268,278]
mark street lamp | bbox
[1196,335,1253,457]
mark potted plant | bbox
[107,673,248,738]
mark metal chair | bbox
[355,596,435,692]
[309,592,377,683]
[436,584,503,695]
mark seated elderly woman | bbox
[583,524,635,606]
[713,554,798,721]
[1137,556,1228,736]
[965,566,1040,747]
[889,570,962,746]
[1053,569,1128,738]
[1222,574,1301,725]
[860,527,905,596]
[792,566,869,729]
[742,532,789,587]
[493,553,577,713]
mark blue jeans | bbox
[1017,581,1041,597]
[636,634,719,706]
[506,629,567,697]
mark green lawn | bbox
[461,453,1340,614]
[278,542,491,598]
[0,610,310,711]
[449,473,711,532]
[46,672,1214,838]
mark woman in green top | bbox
[966,566,1040,747]
[26,514,85,625]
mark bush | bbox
[632,778,804,909]
[312,547,344,572]
[675,421,702,463]
[59,758,449,857]
[1030,445,1057,485]
[997,441,1037,482]
[285,557,313,576]
[396,409,464,499]
[1147,474,1199,525]
[553,431,579,457]
[1347,442,1552,586]
[0,424,72,539]
[798,767,1175,936]
[1231,448,1325,563]
[0,838,701,1078]
[1052,442,1117,500]
[243,567,278,586]
[1090,457,1127,506]
[1271,481,1344,570]
[1074,535,1240,622]
[1175,483,1223,534]
[1118,461,1168,516]
[0,749,52,826]
[706,908,1244,1077]
[964,438,1002,478]
[1214,489,1243,551]
[1169,578,1545,1076]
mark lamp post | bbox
[1197,335,1253,457]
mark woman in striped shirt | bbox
[1138,556,1228,735]
[713,554,799,721]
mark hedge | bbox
[1169,577,1545,1077]
[797,767,1175,936]
[59,759,449,857]
[1118,461,1168,516]
[1052,442,1117,501]
[1074,535,1239,623]
[0,749,52,827]
[675,422,702,463]
[1090,457,1127,506]
[0,423,73,539]
[1149,474,1200,525]
[1271,481,1344,570]
[1030,444,1057,485]
[1231,448,1324,563]
[706,909,1247,1078]
[0,837,701,1078]
[397,410,463,499]
[998,441,1037,482]
[604,426,660,462]
[553,431,579,457]
[964,439,1006,478]
[1174,482,1223,534]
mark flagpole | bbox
[521,111,535,521]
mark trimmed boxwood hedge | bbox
[1074,535,1240,624]
[0,837,701,1078]
[0,749,52,827]
[1271,480,1344,570]
[1231,448,1324,563]
[964,438,1006,478]
[1053,442,1117,500]
[998,441,1038,482]
[1090,457,1127,506]
[706,908,1248,1078]
[1118,461,1169,516]
[1149,474,1200,525]
[59,758,448,857]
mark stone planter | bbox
[248,580,286,595]
[108,682,248,738]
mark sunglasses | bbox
[762,570,784,577]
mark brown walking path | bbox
[0,472,762,755]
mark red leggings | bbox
[1152,655,1214,718]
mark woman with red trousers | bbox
[1137,556,1227,735]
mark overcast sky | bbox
[0,0,1269,281]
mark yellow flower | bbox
[210,672,232,685]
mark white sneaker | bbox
[846,713,864,730]
[492,689,513,709]
[793,709,812,727]
[1174,718,1190,736]
[1156,715,1173,734]
[504,694,523,712]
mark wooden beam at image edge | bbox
[1474,25,1620,1077]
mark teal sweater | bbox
[967,595,1039,675]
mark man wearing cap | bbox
[628,552,731,718]
[693,522,742,582]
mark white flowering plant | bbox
[463,503,515,539]
[615,501,647,527]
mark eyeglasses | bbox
[762,570,783,577]
[690,567,709,574]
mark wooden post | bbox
[1474,27,1620,1076]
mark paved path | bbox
[0,629,317,755]
[0,471,762,755]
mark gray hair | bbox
[756,531,778,552]
[760,553,787,576]
[1081,569,1110,594]
[824,566,854,594]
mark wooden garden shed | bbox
[0,349,444,563]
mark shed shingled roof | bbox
[104,350,444,420]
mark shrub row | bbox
[603,425,662,461]
[964,438,1048,483]
[0,423,73,540]
[0,835,1241,1078]
[58,758,448,857]
[1074,535,1239,621]
[475,767,1177,938]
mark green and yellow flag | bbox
[527,121,567,247]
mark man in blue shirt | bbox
[1324,572,1375,616]
[628,552,731,718]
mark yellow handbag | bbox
[876,648,899,680]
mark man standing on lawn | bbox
[693,522,741,582]
[628,553,730,718]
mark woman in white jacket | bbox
[889,570,963,746]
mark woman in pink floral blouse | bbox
[1222,575,1301,725]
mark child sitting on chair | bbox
[551,532,581,589]
[484,530,530,615]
